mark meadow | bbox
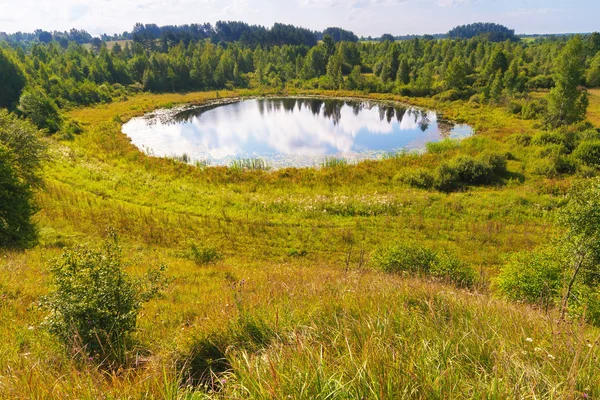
[1,89,599,398]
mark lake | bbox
[122,97,474,168]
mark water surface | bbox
[122,98,473,168]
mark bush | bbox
[531,153,577,177]
[18,87,62,133]
[532,129,577,152]
[42,232,169,366]
[433,162,459,191]
[372,242,475,287]
[573,140,600,166]
[431,252,476,288]
[521,100,546,120]
[526,75,554,90]
[478,151,508,175]
[395,168,435,189]
[450,155,494,184]
[495,248,564,307]
[189,243,222,265]
[372,243,438,275]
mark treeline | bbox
[448,23,518,42]
[1,25,599,133]
[0,29,94,46]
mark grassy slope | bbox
[1,90,599,398]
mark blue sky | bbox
[0,0,598,37]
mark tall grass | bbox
[230,158,271,171]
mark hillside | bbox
[0,88,599,397]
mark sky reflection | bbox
[122,98,473,168]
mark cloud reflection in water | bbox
[122,98,473,168]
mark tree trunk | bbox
[561,251,586,319]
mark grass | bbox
[1,88,600,397]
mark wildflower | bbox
[547,354,555,360]
[525,337,533,343]
[534,347,542,352]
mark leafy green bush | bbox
[530,153,577,177]
[495,248,564,307]
[532,129,577,152]
[395,168,435,189]
[573,140,600,166]
[449,155,494,184]
[18,87,62,133]
[433,162,459,191]
[372,243,438,275]
[372,243,475,287]
[189,243,222,265]
[478,151,508,175]
[42,232,169,365]
[431,252,476,288]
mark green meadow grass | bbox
[0,89,599,398]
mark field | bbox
[1,90,600,398]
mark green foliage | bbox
[546,36,589,127]
[0,145,37,247]
[42,232,169,365]
[426,138,460,154]
[395,168,435,189]
[188,243,222,265]
[573,140,600,166]
[18,87,62,133]
[496,247,564,307]
[321,157,348,168]
[450,155,495,184]
[372,243,438,275]
[0,110,46,247]
[372,242,475,287]
[0,48,26,109]
[229,158,270,171]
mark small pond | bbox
[122,97,473,168]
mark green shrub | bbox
[573,140,600,166]
[371,243,438,275]
[18,87,62,133]
[532,129,577,152]
[512,133,532,147]
[431,252,476,288]
[426,138,460,154]
[42,232,169,366]
[521,100,546,120]
[372,243,475,287]
[189,243,222,265]
[395,168,435,189]
[450,155,494,184]
[478,151,508,175]
[495,248,564,307]
[433,162,459,191]
[531,154,577,177]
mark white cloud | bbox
[438,0,469,7]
